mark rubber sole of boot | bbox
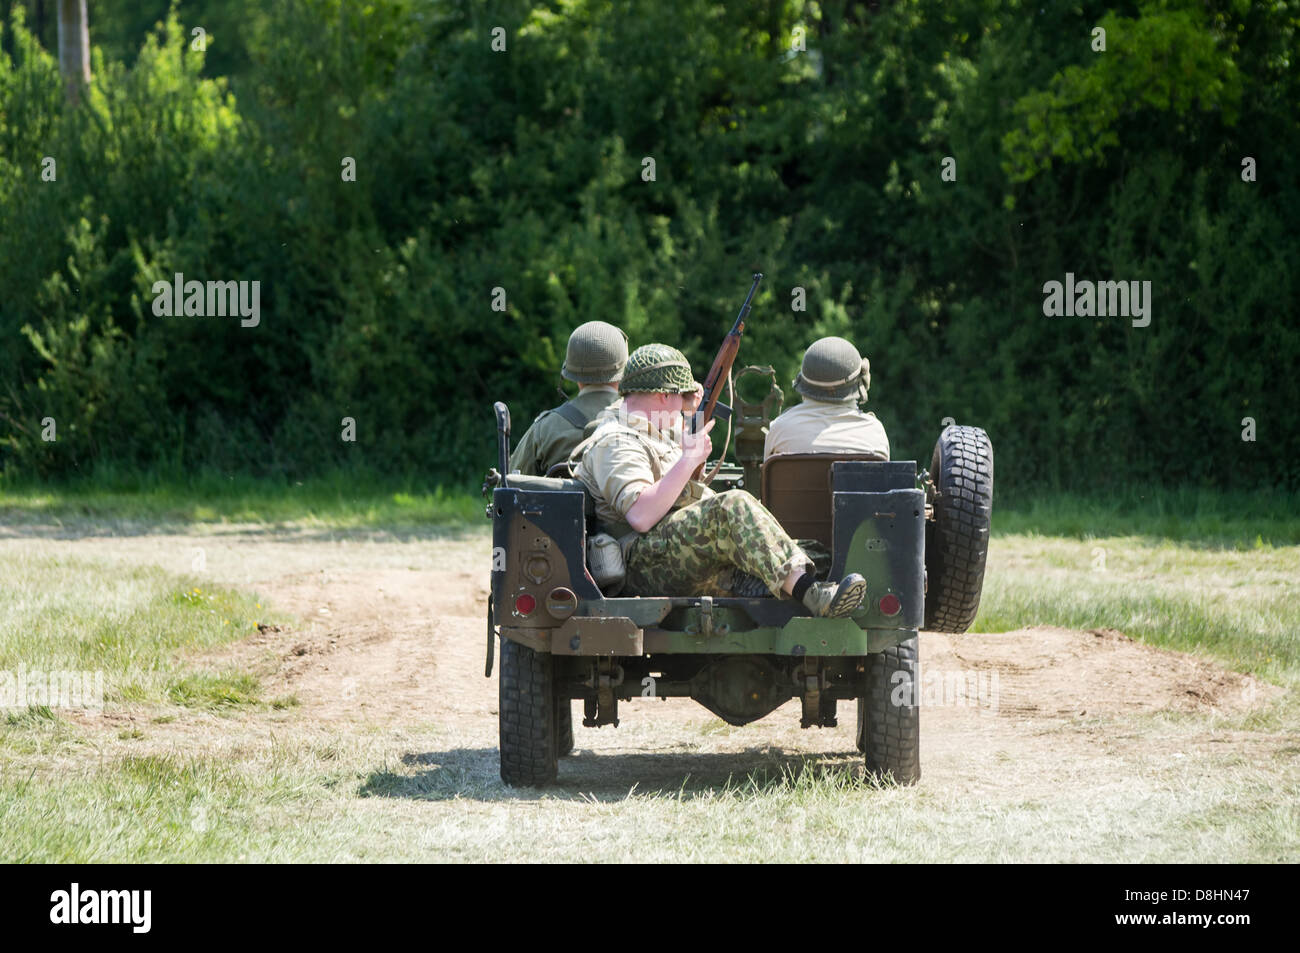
[822,574,867,618]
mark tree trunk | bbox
[57,0,91,106]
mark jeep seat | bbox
[760,452,887,547]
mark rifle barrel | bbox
[733,272,763,332]
[692,273,763,433]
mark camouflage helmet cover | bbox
[794,336,871,402]
[561,321,629,384]
[619,343,697,394]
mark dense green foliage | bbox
[2,0,1296,491]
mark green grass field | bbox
[1,477,1296,862]
[0,469,483,529]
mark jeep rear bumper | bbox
[500,609,914,657]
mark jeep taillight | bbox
[879,593,901,616]
[514,594,536,616]
[546,587,577,620]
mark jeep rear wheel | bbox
[924,425,994,634]
[856,636,920,785]
[556,697,574,757]
[499,637,558,786]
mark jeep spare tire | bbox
[924,425,993,633]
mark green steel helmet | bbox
[794,336,871,402]
[619,343,696,394]
[561,321,629,384]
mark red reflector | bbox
[879,594,902,616]
[515,594,536,616]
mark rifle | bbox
[690,272,763,479]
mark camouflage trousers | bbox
[624,490,810,598]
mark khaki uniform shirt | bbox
[763,398,891,459]
[509,386,620,476]
[573,410,713,537]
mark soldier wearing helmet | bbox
[763,336,890,460]
[509,321,629,476]
[573,344,867,618]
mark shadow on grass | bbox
[358,746,886,802]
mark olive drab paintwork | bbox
[490,479,600,662]
[489,462,921,651]
[833,491,926,631]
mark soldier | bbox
[509,321,629,476]
[764,336,890,459]
[573,344,867,617]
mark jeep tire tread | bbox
[857,635,921,784]
[924,425,994,634]
[499,637,558,785]
[556,697,574,757]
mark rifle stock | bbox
[696,335,741,425]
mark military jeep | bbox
[484,367,993,786]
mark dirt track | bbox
[209,561,1278,788]
[233,567,1270,722]
[17,525,1282,791]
